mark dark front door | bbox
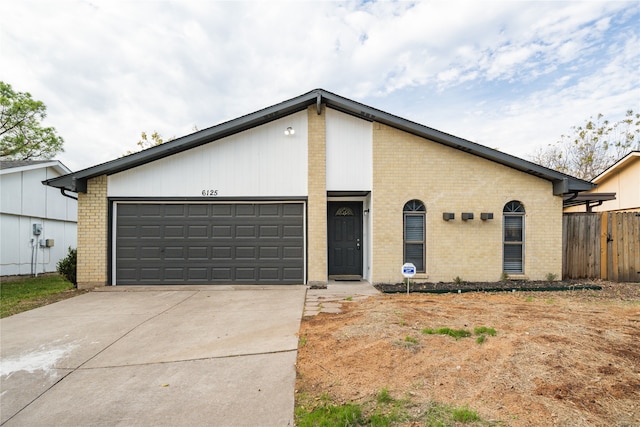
[328,202,363,277]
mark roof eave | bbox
[592,151,640,184]
[43,88,595,194]
[318,90,594,193]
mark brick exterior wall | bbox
[77,109,563,288]
[76,175,108,289]
[307,105,328,288]
[371,123,563,284]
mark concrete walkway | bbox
[303,280,380,317]
[1,286,306,426]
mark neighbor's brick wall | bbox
[372,123,563,284]
[307,105,328,287]
[77,175,108,289]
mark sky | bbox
[1,0,639,172]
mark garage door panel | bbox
[164,268,185,280]
[212,247,232,259]
[236,225,256,238]
[164,205,186,216]
[164,247,186,260]
[283,267,303,280]
[212,225,232,238]
[188,268,209,280]
[140,226,161,238]
[259,247,279,259]
[188,225,208,238]
[140,205,162,217]
[283,246,303,259]
[140,268,161,280]
[235,246,256,259]
[259,268,279,280]
[258,204,279,216]
[115,203,304,285]
[187,247,209,259]
[187,205,209,217]
[140,247,162,260]
[211,204,232,216]
[259,225,279,237]
[211,268,232,280]
[236,205,256,216]
[236,268,257,280]
[165,225,186,238]
[283,204,303,216]
[283,225,303,237]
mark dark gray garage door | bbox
[115,203,304,285]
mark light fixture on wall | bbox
[284,126,295,136]
[364,209,370,216]
[443,212,455,221]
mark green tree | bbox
[0,81,64,160]
[530,110,640,180]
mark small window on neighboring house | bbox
[404,200,426,272]
[503,201,525,274]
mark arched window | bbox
[503,201,525,274]
[404,200,426,272]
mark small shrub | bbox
[500,272,509,282]
[422,327,471,339]
[474,326,496,336]
[453,276,463,285]
[451,406,480,422]
[476,335,486,344]
[376,388,394,404]
[546,272,558,281]
[57,247,77,287]
[404,336,418,344]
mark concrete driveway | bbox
[0,286,307,426]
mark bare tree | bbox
[122,131,174,156]
[530,110,640,180]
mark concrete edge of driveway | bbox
[92,284,309,292]
[1,285,308,426]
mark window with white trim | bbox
[404,200,426,272]
[503,201,525,274]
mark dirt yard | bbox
[296,282,640,426]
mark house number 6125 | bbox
[201,190,218,196]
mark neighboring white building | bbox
[0,160,78,277]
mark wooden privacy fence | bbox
[563,212,640,282]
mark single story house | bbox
[44,89,593,289]
[564,151,639,213]
[1,160,78,277]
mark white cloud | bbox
[0,0,637,171]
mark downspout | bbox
[586,200,604,213]
[31,238,36,276]
[60,188,78,200]
[34,238,39,277]
[564,191,579,203]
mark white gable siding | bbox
[326,108,373,191]
[108,112,308,198]
[0,172,21,214]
